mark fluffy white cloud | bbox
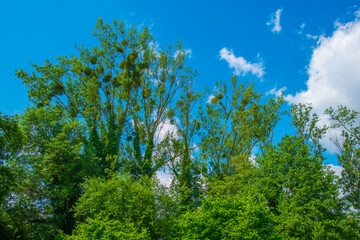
[286,16,360,152]
[219,48,265,78]
[267,9,283,33]
[286,18,360,114]
[266,86,287,97]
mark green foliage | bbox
[197,77,284,179]
[326,105,360,213]
[0,114,23,202]
[0,114,23,161]
[15,106,87,235]
[73,173,177,239]
[0,114,25,238]
[290,103,328,158]
[123,40,197,179]
[206,159,255,197]
[63,216,150,240]
[256,135,356,239]
[177,191,275,239]
[166,84,203,210]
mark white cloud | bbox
[286,18,360,113]
[306,33,319,40]
[327,164,343,178]
[174,49,192,59]
[267,8,283,33]
[155,119,178,143]
[286,15,360,152]
[326,164,344,198]
[156,170,173,187]
[298,23,306,34]
[219,48,265,78]
[297,22,320,40]
[207,95,215,103]
[266,86,287,97]
[149,41,161,58]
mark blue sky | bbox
[1,0,360,168]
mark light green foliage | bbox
[16,18,151,176]
[166,84,203,209]
[16,18,196,180]
[177,191,275,239]
[256,135,356,239]
[63,216,150,240]
[73,173,177,239]
[125,41,197,179]
[290,103,328,158]
[326,106,360,212]
[197,77,284,179]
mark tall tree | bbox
[290,103,328,159]
[255,135,355,239]
[17,18,196,179]
[165,84,203,209]
[197,77,284,180]
[123,42,196,179]
[326,105,360,213]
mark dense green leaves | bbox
[0,114,23,202]
[256,135,356,239]
[178,192,275,239]
[72,174,177,239]
[64,216,150,240]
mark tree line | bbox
[1,18,360,239]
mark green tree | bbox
[17,18,196,180]
[290,103,328,159]
[197,77,284,180]
[14,106,87,235]
[72,173,178,239]
[123,41,196,179]
[256,135,355,239]
[163,84,203,210]
[326,106,360,212]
